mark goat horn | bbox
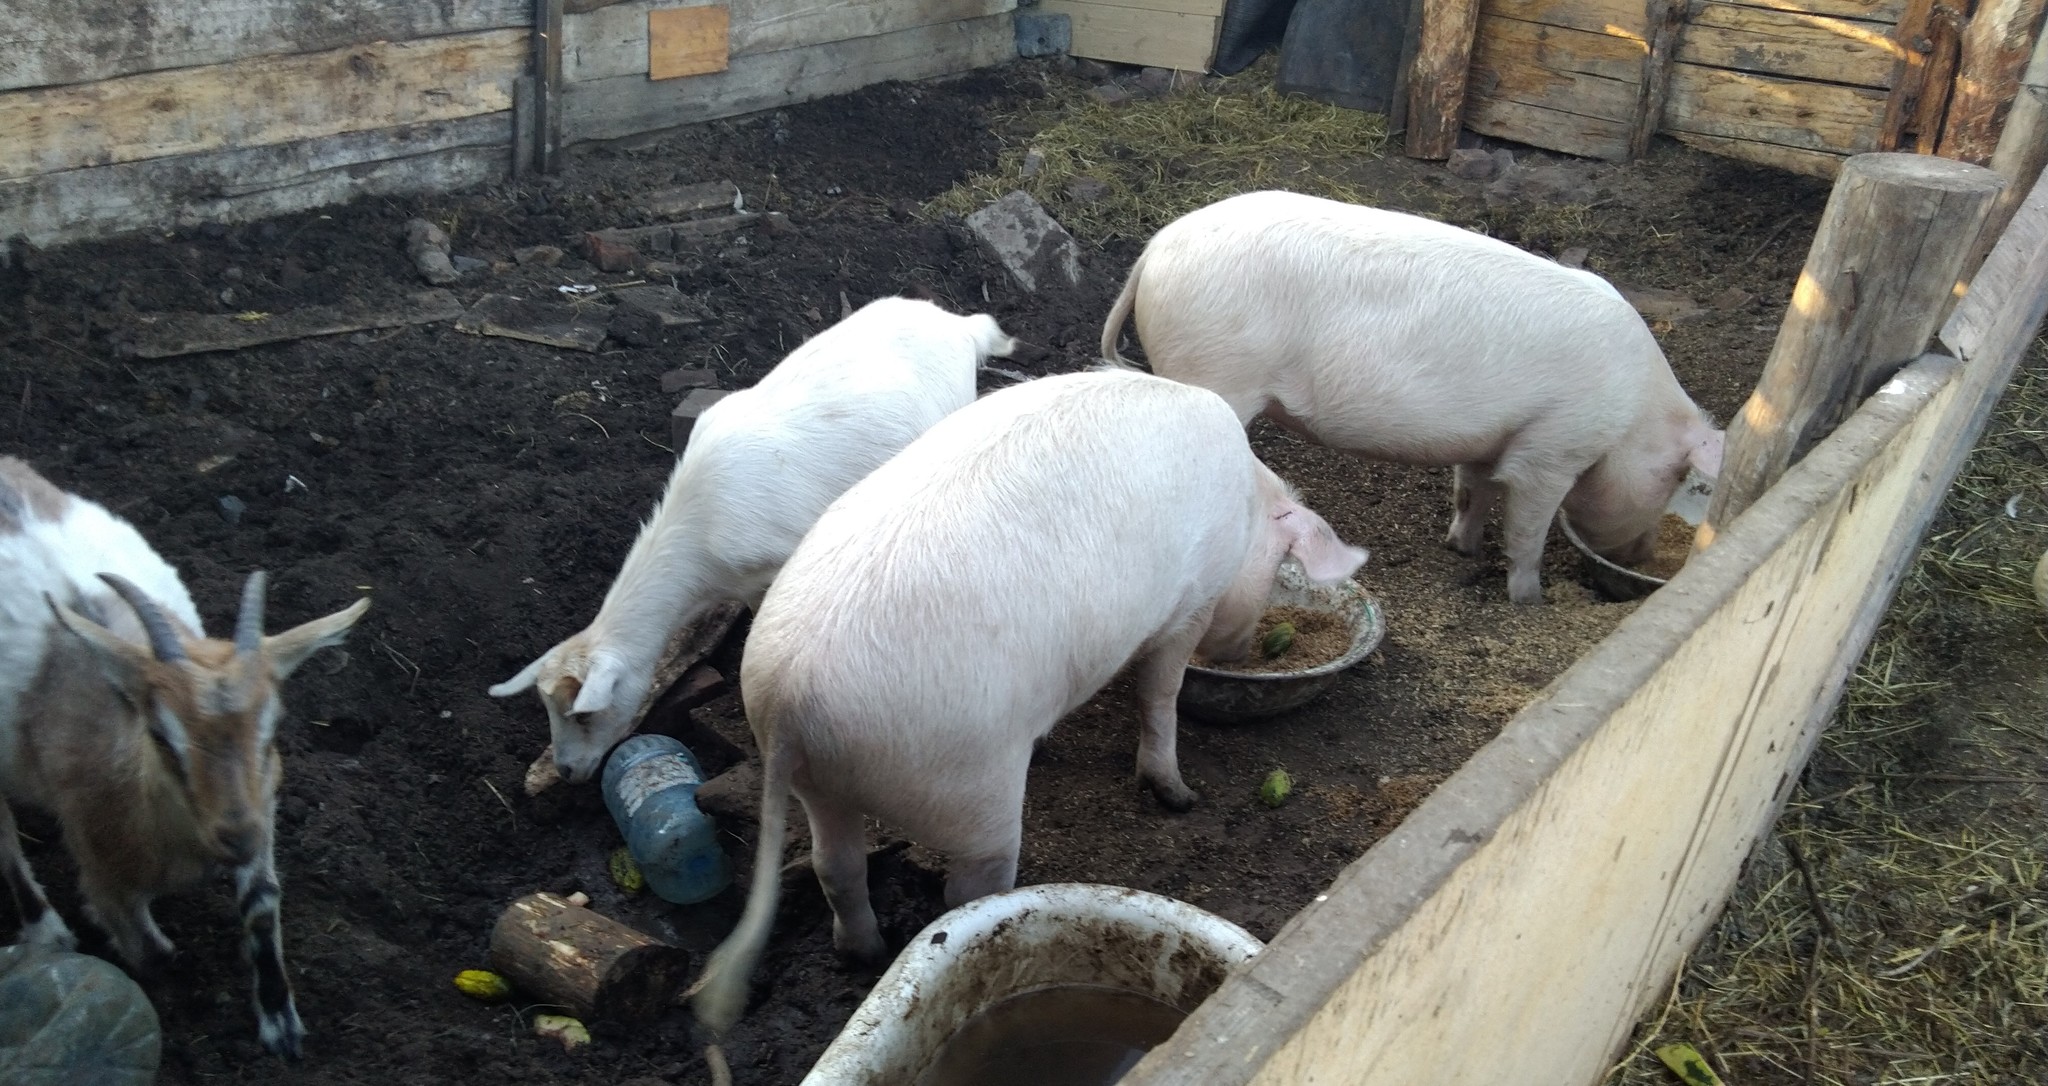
[234,571,268,656]
[97,574,188,663]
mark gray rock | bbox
[1073,58,1115,81]
[964,191,1084,293]
[514,244,565,267]
[1066,175,1111,204]
[1015,11,1070,57]
[0,945,160,1086]
[659,367,719,395]
[1446,148,1499,181]
[450,255,490,274]
[1019,148,1046,180]
[1137,67,1179,95]
[217,495,246,526]
[1091,84,1132,106]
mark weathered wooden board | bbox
[565,0,1013,80]
[1465,95,1634,157]
[1667,130,1847,176]
[1482,0,1647,38]
[1662,62,1888,153]
[130,290,464,359]
[1696,0,1906,20]
[1937,0,2048,163]
[1040,0,1221,70]
[1124,356,1963,1085]
[1472,16,1644,100]
[0,0,529,93]
[1676,3,1897,88]
[562,14,1014,143]
[457,294,616,352]
[0,30,525,183]
[0,113,512,249]
[651,5,732,79]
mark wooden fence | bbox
[1123,159,2048,1084]
[0,0,1016,252]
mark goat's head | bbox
[487,632,636,785]
[48,572,370,867]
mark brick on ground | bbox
[670,388,733,449]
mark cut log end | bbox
[488,892,692,1024]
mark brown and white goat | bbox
[0,457,368,1059]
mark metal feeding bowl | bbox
[1558,467,1716,602]
[1177,560,1385,725]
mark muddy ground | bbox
[0,60,1829,1085]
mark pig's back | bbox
[748,370,1257,733]
[1134,191,1667,464]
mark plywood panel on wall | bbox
[1039,0,1221,72]
[0,0,530,92]
[0,29,525,182]
[563,13,1015,142]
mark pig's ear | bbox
[1688,429,1725,480]
[1277,503,1369,583]
[570,654,630,716]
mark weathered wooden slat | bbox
[131,290,465,360]
[1037,1,1220,70]
[0,0,528,93]
[1469,23,1642,120]
[0,113,512,249]
[1663,62,1888,152]
[562,14,1015,143]
[1910,2,1965,153]
[1476,17,1644,84]
[1667,130,1847,176]
[0,30,525,183]
[1464,95,1634,157]
[1690,0,1907,20]
[538,0,566,174]
[565,0,1015,81]
[1935,0,2048,163]
[1677,3,1898,88]
[1481,0,1649,38]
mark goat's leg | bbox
[236,825,304,1060]
[78,878,174,976]
[0,801,75,950]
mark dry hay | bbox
[1609,343,2048,1086]
[925,57,1389,244]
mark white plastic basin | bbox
[802,883,1264,1086]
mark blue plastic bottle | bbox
[600,735,732,905]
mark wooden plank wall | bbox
[0,1,529,250]
[557,0,1017,145]
[1037,0,1226,72]
[1464,0,1650,160]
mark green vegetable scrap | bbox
[1259,769,1293,808]
[608,846,646,894]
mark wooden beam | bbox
[1667,129,1848,176]
[1880,0,1940,148]
[1935,0,2048,162]
[561,14,1014,144]
[0,113,511,250]
[1631,0,1690,158]
[1663,62,1889,153]
[1465,96,1635,158]
[1677,3,1899,88]
[1911,2,1968,153]
[1963,14,2048,275]
[566,0,1016,79]
[0,0,528,93]
[0,30,523,184]
[1699,153,2003,538]
[1483,0,1652,37]
[1407,0,1484,158]
[130,291,463,360]
[536,0,565,174]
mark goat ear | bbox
[489,656,544,698]
[264,597,370,680]
[47,595,151,696]
[570,655,629,716]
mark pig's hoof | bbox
[1507,578,1545,605]
[1148,779,1200,813]
[1442,534,1481,558]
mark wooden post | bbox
[1936,0,2048,163]
[1880,0,1941,150]
[1630,0,1692,159]
[1404,0,1481,159]
[1913,4,1969,155]
[533,0,565,173]
[1697,154,2004,545]
[488,892,693,1023]
[1965,16,2048,276]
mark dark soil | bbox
[0,60,1828,1086]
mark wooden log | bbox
[1631,0,1691,158]
[561,14,1014,144]
[1911,2,1968,153]
[537,0,566,174]
[1879,0,1941,150]
[1963,14,2048,276]
[0,0,528,93]
[1935,0,2048,163]
[1698,153,2003,541]
[129,290,463,360]
[0,30,523,184]
[1406,0,1483,157]
[488,892,692,1024]
[0,113,509,251]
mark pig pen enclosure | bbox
[4,4,2048,1085]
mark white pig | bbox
[490,297,1014,782]
[690,368,1366,1034]
[1101,190,1723,604]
